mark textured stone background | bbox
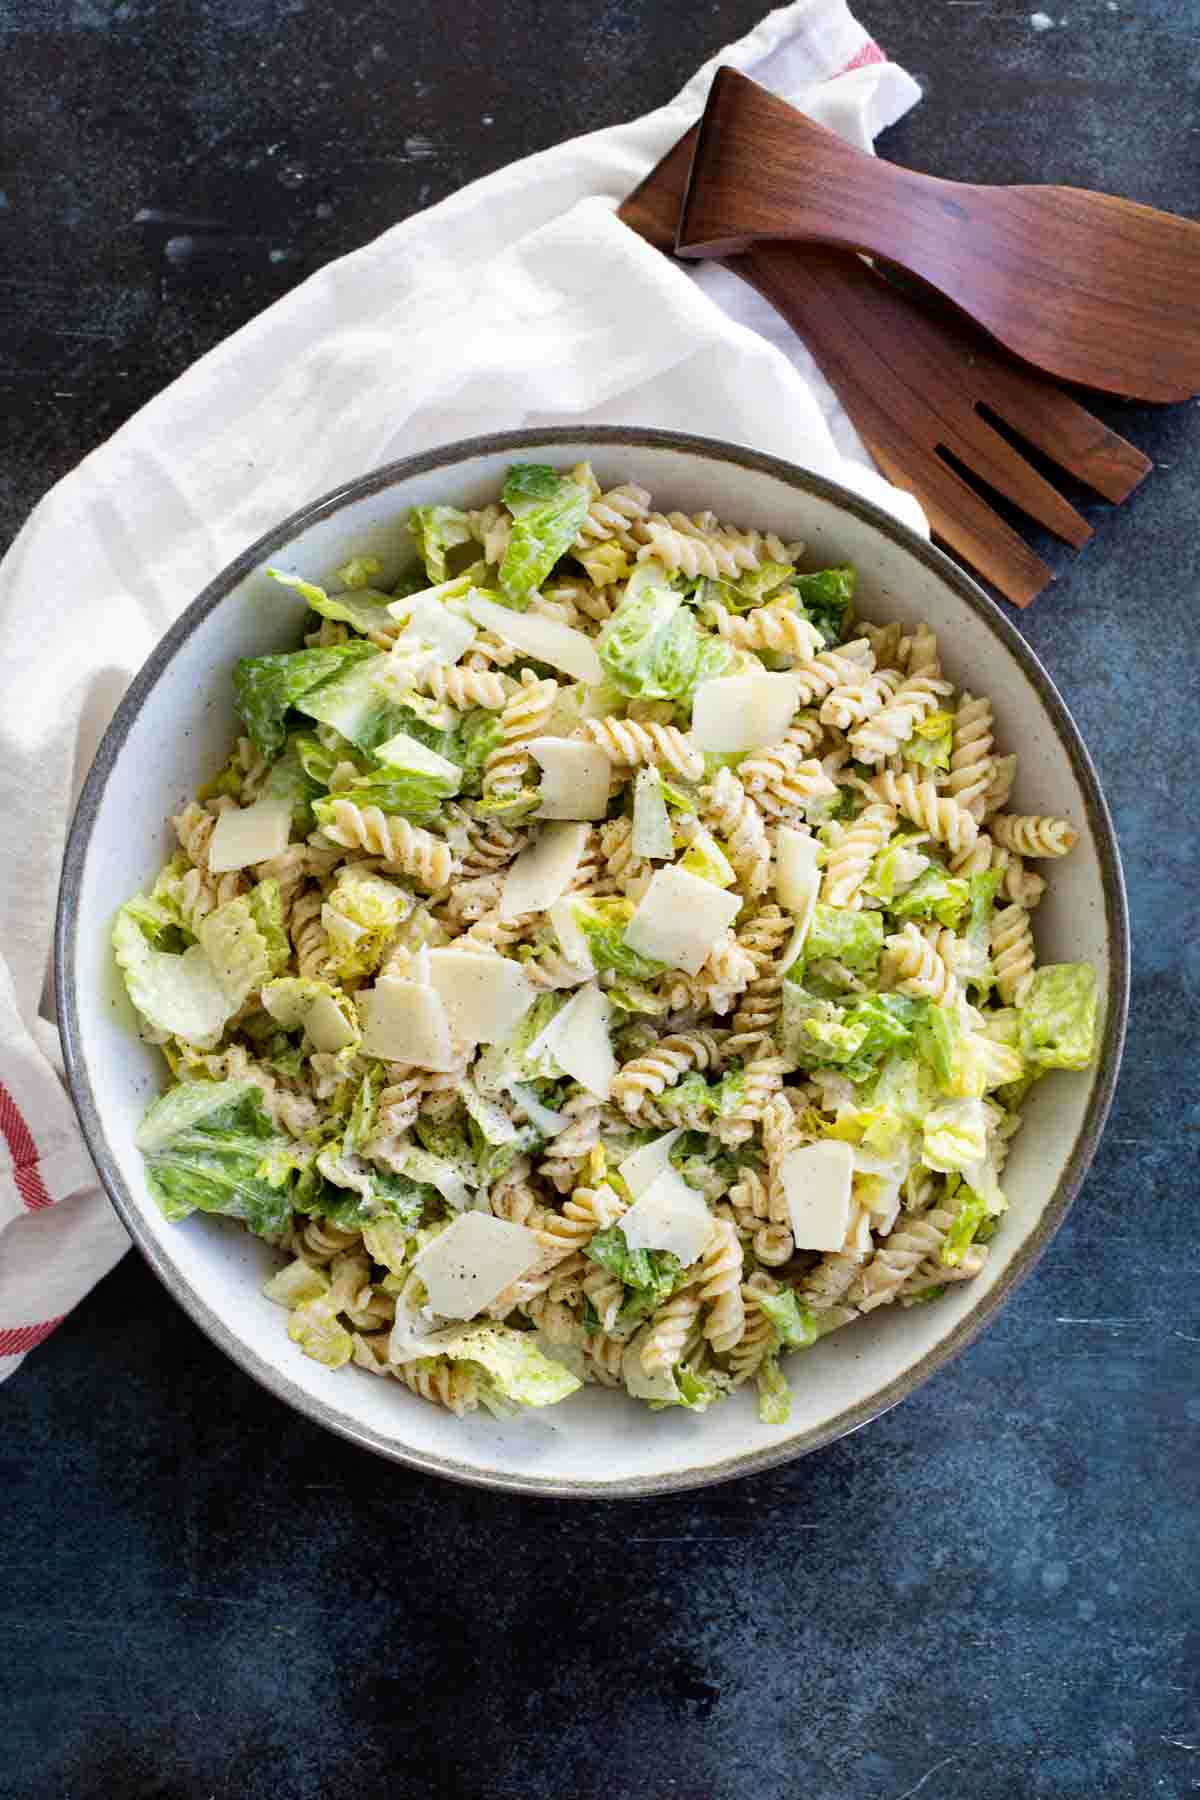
[2,3,1198,1796]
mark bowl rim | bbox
[54,425,1129,1498]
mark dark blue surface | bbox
[2,3,1198,1796]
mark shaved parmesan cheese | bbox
[359,978,458,1070]
[548,897,594,973]
[412,1213,542,1320]
[426,949,534,1047]
[371,729,461,783]
[621,1166,713,1264]
[529,738,610,820]
[207,794,292,873]
[467,590,603,683]
[618,1129,685,1200]
[690,671,801,752]
[624,865,741,975]
[537,981,615,1099]
[775,825,819,913]
[779,1140,854,1251]
[305,991,359,1053]
[501,821,589,919]
[386,589,475,664]
[631,767,673,860]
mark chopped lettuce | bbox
[263,1259,330,1308]
[293,650,420,754]
[233,641,375,760]
[632,767,673,860]
[197,883,289,1012]
[904,709,954,772]
[261,976,360,1061]
[113,903,230,1045]
[261,738,327,832]
[673,1365,732,1414]
[475,992,568,1092]
[782,984,919,1082]
[336,555,384,590]
[756,1356,792,1424]
[680,828,737,889]
[668,1068,748,1120]
[135,1080,295,1236]
[441,1322,581,1409]
[922,1098,989,1173]
[598,564,732,700]
[791,565,855,644]
[497,466,590,608]
[863,831,931,906]
[267,566,399,642]
[942,1182,988,1266]
[585,1224,682,1325]
[1019,963,1098,1072]
[313,765,452,830]
[564,896,666,981]
[302,1157,430,1234]
[755,1287,820,1350]
[408,505,473,584]
[914,1000,960,1087]
[321,868,413,982]
[453,711,504,792]
[796,903,884,977]
[891,865,971,931]
[288,1293,354,1368]
[959,870,1003,990]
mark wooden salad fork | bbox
[619,127,1150,608]
[675,67,1200,405]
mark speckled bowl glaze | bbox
[56,428,1128,1497]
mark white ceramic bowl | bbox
[56,429,1128,1496]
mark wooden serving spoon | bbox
[674,67,1200,404]
[619,127,1149,607]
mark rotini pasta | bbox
[118,460,1097,1430]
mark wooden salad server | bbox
[619,126,1150,608]
[675,67,1200,404]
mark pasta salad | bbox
[113,462,1098,1426]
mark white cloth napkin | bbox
[0,0,921,1379]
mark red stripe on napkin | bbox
[839,40,886,72]
[0,1081,55,1211]
[0,1317,64,1357]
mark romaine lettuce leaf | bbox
[782,985,919,1082]
[197,884,289,1012]
[321,868,413,982]
[441,1322,581,1408]
[863,831,931,905]
[922,1098,989,1172]
[754,1287,819,1350]
[632,766,673,860]
[408,505,473,584]
[673,1364,732,1414]
[756,1356,792,1424]
[498,467,590,608]
[288,1293,354,1368]
[679,828,736,889]
[585,1224,682,1324]
[942,1181,988,1266]
[891,865,970,931]
[565,896,666,982]
[113,904,230,1045]
[136,1080,294,1236]
[1019,963,1098,1071]
[293,650,422,754]
[791,565,855,644]
[233,641,375,760]
[904,709,954,772]
[598,564,733,700]
[267,567,399,642]
[796,903,884,976]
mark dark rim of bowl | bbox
[55,425,1129,1499]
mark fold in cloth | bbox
[0,0,921,1379]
